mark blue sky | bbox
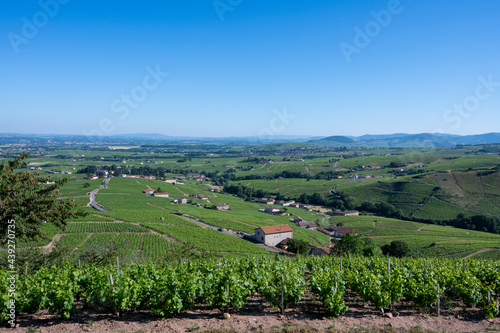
[1,0,500,137]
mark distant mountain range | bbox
[1,132,500,147]
[0,133,321,144]
[308,132,500,148]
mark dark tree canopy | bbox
[331,232,379,257]
[0,153,86,243]
[381,240,410,258]
[287,238,309,255]
[331,232,364,256]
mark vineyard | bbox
[1,256,499,324]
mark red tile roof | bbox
[259,224,293,235]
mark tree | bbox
[157,187,162,192]
[287,238,309,255]
[1,153,87,243]
[331,232,364,256]
[381,240,409,258]
[83,183,91,188]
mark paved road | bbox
[89,178,110,211]
[330,177,361,195]
[179,214,281,254]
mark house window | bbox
[261,237,264,241]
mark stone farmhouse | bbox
[254,224,293,247]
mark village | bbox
[136,173,360,257]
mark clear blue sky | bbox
[1,0,500,137]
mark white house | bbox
[153,192,169,198]
[254,224,293,247]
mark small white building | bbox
[254,224,293,247]
[153,192,169,198]
[328,210,359,216]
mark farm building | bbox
[296,220,318,230]
[213,203,229,211]
[153,192,169,198]
[164,179,177,184]
[308,245,332,256]
[318,225,357,238]
[277,237,291,250]
[329,226,358,238]
[328,210,359,216]
[197,194,208,200]
[142,189,155,195]
[254,224,293,247]
[318,227,335,236]
[255,198,275,205]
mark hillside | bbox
[2,142,500,263]
[309,132,500,147]
[7,175,500,263]
[337,168,500,221]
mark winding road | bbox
[89,178,110,211]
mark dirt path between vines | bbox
[174,186,189,197]
[417,224,428,231]
[463,247,497,259]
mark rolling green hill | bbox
[338,168,500,220]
